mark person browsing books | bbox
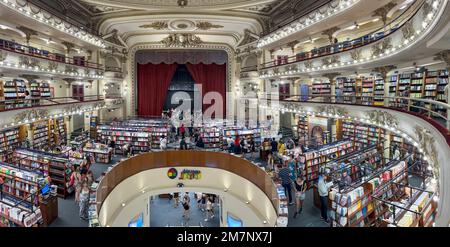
[278,163,294,205]
[318,174,334,223]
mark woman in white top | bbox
[205,196,214,221]
[160,135,167,150]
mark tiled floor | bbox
[150,193,220,227]
[48,152,328,227]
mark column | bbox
[374,65,396,107]
[434,51,450,131]
[322,73,341,103]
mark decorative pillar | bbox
[16,26,37,46]
[434,50,450,131]
[322,73,341,102]
[372,2,397,30]
[287,41,299,55]
[62,41,75,64]
[373,65,396,106]
[321,27,340,44]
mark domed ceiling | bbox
[82,0,279,11]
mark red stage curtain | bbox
[186,63,226,114]
[137,63,178,117]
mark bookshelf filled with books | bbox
[200,127,222,149]
[361,78,374,105]
[12,149,72,198]
[297,115,309,141]
[97,125,151,153]
[0,161,45,227]
[39,82,51,98]
[2,79,27,110]
[0,127,20,162]
[31,120,51,149]
[329,159,409,227]
[341,120,385,148]
[338,77,356,103]
[409,72,424,99]
[222,127,262,149]
[373,77,385,106]
[312,80,331,96]
[301,140,354,188]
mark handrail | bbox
[95,151,280,224]
[0,95,106,113]
[240,65,258,73]
[0,39,104,70]
[105,66,122,73]
[260,0,424,69]
[262,93,450,140]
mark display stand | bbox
[83,143,113,164]
[39,195,58,226]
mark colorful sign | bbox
[167,168,202,180]
[167,168,178,179]
[179,169,202,180]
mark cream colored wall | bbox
[99,167,278,227]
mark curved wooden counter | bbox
[96,151,279,214]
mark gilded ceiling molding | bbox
[364,110,399,128]
[433,50,450,67]
[128,42,235,114]
[14,109,49,123]
[371,38,393,57]
[350,49,362,61]
[139,21,169,30]
[414,126,439,189]
[161,33,203,47]
[401,21,415,40]
[196,21,224,30]
[317,105,349,116]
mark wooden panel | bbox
[96,151,279,214]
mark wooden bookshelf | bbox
[13,149,72,198]
[312,80,331,96]
[361,78,374,105]
[31,120,50,149]
[302,140,354,188]
[200,127,222,149]
[339,77,356,103]
[341,120,385,149]
[373,77,385,106]
[0,127,20,162]
[297,115,309,141]
[2,79,27,110]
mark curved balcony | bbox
[259,0,449,79]
[0,95,124,130]
[260,93,450,226]
[0,0,105,49]
[95,151,280,227]
[0,39,104,70]
[258,0,362,48]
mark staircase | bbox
[280,127,294,141]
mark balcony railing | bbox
[105,66,122,73]
[0,95,106,113]
[240,65,258,73]
[271,93,450,133]
[260,0,423,70]
[0,39,104,70]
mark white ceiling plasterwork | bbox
[82,0,277,11]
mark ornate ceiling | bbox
[81,0,280,12]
